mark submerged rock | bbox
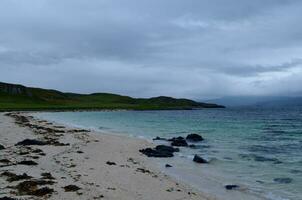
[290,169,302,174]
[193,155,208,164]
[274,178,293,184]
[186,134,204,142]
[240,154,282,164]
[225,185,239,190]
[15,139,48,146]
[253,155,281,163]
[168,137,188,147]
[165,164,172,168]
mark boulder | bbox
[168,137,188,147]
[193,155,208,164]
[186,134,204,142]
[139,147,174,158]
[0,144,5,150]
[155,145,179,153]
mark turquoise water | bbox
[35,108,302,200]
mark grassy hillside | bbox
[0,82,224,111]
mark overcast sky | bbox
[0,0,302,99]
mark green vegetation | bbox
[0,82,224,111]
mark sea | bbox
[34,107,302,200]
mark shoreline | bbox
[0,112,210,200]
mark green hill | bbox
[0,82,225,111]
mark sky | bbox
[0,0,302,99]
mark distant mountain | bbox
[254,96,302,108]
[0,82,224,111]
[204,96,302,108]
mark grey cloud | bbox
[0,0,302,98]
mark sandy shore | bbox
[0,112,210,200]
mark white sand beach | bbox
[0,112,210,200]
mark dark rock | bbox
[32,187,54,196]
[168,137,188,147]
[139,147,174,158]
[189,144,196,148]
[0,197,18,200]
[155,145,179,153]
[54,125,65,129]
[1,171,32,182]
[15,180,55,196]
[0,159,11,164]
[18,160,38,166]
[41,172,55,180]
[193,155,208,164]
[0,144,5,150]
[52,142,70,146]
[77,150,84,154]
[63,185,81,192]
[274,178,293,184]
[165,164,172,168]
[32,149,43,154]
[68,129,90,133]
[16,180,37,194]
[153,137,167,141]
[106,161,116,166]
[168,136,185,141]
[225,185,239,190]
[15,139,48,146]
[186,134,204,142]
[136,168,151,174]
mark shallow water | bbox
[35,107,302,200]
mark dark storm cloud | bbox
[0,0,302,98]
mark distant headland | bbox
[0,82,225,111]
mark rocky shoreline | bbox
[0,112,209,200]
